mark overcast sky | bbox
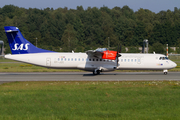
[1,0,180,13]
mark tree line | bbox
[0,5,180,54]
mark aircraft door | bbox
[46,58,51,66]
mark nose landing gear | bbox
[163,69,168,75]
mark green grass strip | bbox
[0,81,180,120]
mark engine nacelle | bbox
[102,50,117,60]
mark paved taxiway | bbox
[0,72,180,83]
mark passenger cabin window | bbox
[82,58,84,61]
[131,59,133,62]
[75,58,77,61]
[71,58,73,61]
[61,58,63,61]
[78,58,80,61]
[124,59,126,62]
[68,58,70,61]
[89,59,91,61]
[96,59,98,61]
[64,58,66,61]
[100,59,102,61]
[121,59,123,62]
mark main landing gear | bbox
[93,69,101,75]
[163,69,168,75]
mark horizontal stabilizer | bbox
[4,27,18,33]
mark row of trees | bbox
[0,5,180,54]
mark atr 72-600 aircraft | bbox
[4,26,177,75]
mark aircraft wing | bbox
[86,48,118,60]
[86,50,102,58]
[86,48,108,58]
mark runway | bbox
[0,72,180,83]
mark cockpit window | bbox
[165,57,169,60]
[159,57,169,60]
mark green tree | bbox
[127,46,140,53]
[1,5,180,52]
[61,24,78,52]
[73,17,85,46]
[176,47,180,54]
[149,42,165,54]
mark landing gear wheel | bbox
[97,70,100,75]
[163,69,168,75]
[93,70,101,75]
[164,72,167,75]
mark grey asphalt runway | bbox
[0,72,180,83]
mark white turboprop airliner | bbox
[4,26,177,75]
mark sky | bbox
[0,0,180,13]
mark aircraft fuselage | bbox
[5,52,177,73]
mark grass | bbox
[0,58,180,72]
[0,81,180,119]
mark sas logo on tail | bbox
[12,43,30,50]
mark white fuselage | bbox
[5,52,177,72]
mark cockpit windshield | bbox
[159,57,169,60]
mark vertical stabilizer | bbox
[4,26,55,54]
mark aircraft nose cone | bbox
[172,62,177,68]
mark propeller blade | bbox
[118,45,122,57]
[119,45,121,53]
[116,44,121,67]
[116,44,123,67]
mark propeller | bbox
[116,44,121,67]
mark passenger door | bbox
[46,57,51,66]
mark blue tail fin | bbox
[4,26,55,54]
